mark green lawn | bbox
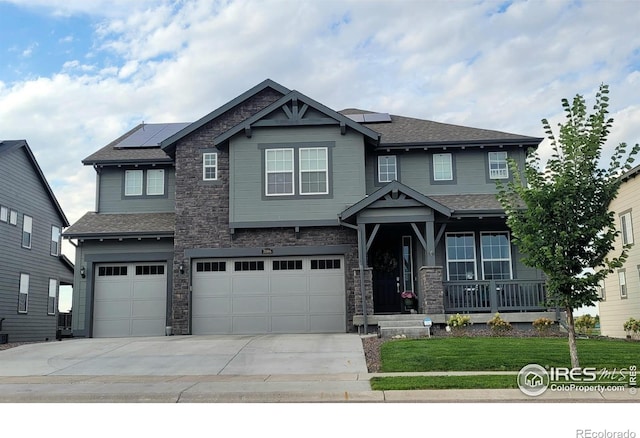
[371,337,639,390]
[379,337,639,372]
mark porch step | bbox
[378,319,432,339]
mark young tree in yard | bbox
[497,84,639,368]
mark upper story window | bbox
[299,148,328,195]
[22,215,33,249]
[125,170,143,196]
[146,169,165,195]
[9,209,18,225]
[378,155,397,183]
[488,151,509,179]
[51,226,61,256]
[203,153,218,181]
[620,211,634,246]
[0,205,7,222]
[124,168,165,197]
[433,153,453,181]
[265,148,294,196]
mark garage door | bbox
[93,263,167,337]
[192,256,345,334]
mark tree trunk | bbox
[566,306,580,369]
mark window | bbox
[433,153,453,181]
[98,266,128,276]
[203,153,218,181]
[620,211,634,245]
[48,279,57,315]
[446,233,477,281]
[299,148,328,194]
[51,226,61,256]
[265,149,294,195]
[618,270,627,299]
[480,232,512,280]
[125,170,143,196]
[311,259,341,270]
[598,279,606,301]
[196,261,226,272]
[146,169,165,195]
[0,206,7,222]
[234,261,265,271]
[18,273,29,313]
[135,265,165,276]
[489,152,509,179]
[9,209,18,225]
[378,155,397,183]
[22,215,32,249]
[273,260,303,270]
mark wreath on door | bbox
[373,251,398,273]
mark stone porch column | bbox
[419,266,445,315]
[353,268,373,316]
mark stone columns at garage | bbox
[419,266,445,315]
[353,268,373,317]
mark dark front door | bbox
[372,248,402,313]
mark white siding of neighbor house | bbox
[600,174,640,338]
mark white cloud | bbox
[1,0,639,260]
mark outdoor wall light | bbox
[80,266,86,278]
[179,264,184,275]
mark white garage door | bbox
[93,263,167,337]
[192,256,345,334]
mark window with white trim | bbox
[488,151,509,179]
[48,279,57,315]
[51,226,61,256]
[9,209,18,225]
[203,153,218,181]
[300,147,328,194]
[265,148,294,195]
[446,232,477,280]
[480,232,513,279]
[620,211,634,245]
[125,170,143,196]
[618,270,627,299]
[0,205,7,222]
[433,153,453,181]
[146,169,165,195]
[378,155,397,183]
[18,273,29,313]
[22,215,32,249]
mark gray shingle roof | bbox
[63,212,175,238]
[429,194,503,212]
[339,108,542,147]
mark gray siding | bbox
[0,147,71,342]
[366,148,528,195]
[98,166,175,213]
[230,127,366,224]
[72,238,174,337]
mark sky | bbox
[1,0,639,311]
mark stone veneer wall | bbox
[419,266,445,315]
[171,87,359,334]
[353,268,373,317]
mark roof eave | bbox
[377,138,543,150]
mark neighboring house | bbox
[64,79,552,338]
[0,140,73,342]
[600,165,640,338]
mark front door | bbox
[372,232,415,314]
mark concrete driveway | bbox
[0,333,368,377]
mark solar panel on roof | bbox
[345,114,365,123]
[363,113,391,123]
[115,122,191,148]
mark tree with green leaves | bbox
[497,84,639,368]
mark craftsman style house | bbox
[0,140,73,343]
[600,164,640,338]
[64,79,552,337]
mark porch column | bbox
[419,266,445,314]
[425,219,436,266]
[353,268,373,316]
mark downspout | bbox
[339,218,368,334]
